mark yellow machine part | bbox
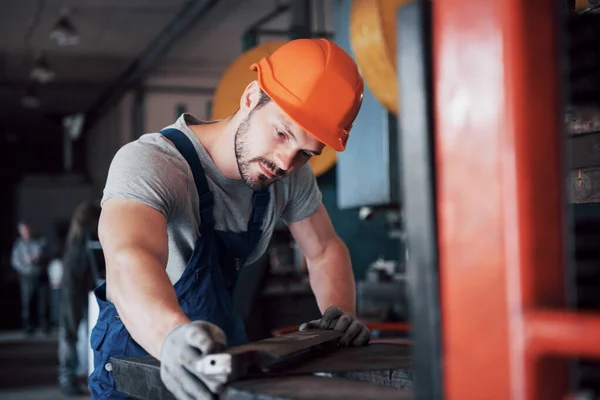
[211,40,338,178]
[576,0,595,10]
[349,0,412,116]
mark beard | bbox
[234,113,285,190]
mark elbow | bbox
[105,246,165,307]
[105,248,139,305]
[306,236,350,271]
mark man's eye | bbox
[301,151,312,158]
[277,131,286,138]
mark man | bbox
[10,221,50,335]
[58,200,102,396]
[90,38,369,399]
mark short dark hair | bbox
[254,90,271,110]
[233,89,271,118]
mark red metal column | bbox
[433,0,568,398]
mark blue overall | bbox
[88,128,270,399]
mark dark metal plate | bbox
[195,329,343,382]
[570,131,600,169]
[112,344,413,400]
[264,342,411,376]
[223,375,413,400]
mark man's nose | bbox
[273,150,295,172]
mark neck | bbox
[190,114,243,181]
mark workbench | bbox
[111,343,413,400]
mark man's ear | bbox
[239,80,261,112]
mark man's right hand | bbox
[160,321,228,399]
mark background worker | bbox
[58,200,102,396]
[10,221,50,336]
[89,38,369,399]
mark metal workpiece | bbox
[221,376,413,400]
[195,353,233,376]
[111,342,413,400]
[192,329,343,382]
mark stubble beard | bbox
[234,114,282,190]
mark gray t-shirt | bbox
[11,236,48,276]
[102,113,322,285]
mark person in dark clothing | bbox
[58,200,102,396]
[11,221,50,335]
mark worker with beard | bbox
[89,38,369,400]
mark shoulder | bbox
[107,133,192,192]
[112,133,187,171]
[102,133,192,216]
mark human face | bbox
[19,224,31,240]
[234,100,325,190]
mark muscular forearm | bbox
[107,248,189,359]
[307,237,356,315]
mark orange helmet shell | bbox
[251,38,364,152]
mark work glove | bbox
[299,306,371,346]
[160,321,227,400]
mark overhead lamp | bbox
[49,8,80,46]
[30,55,55,84]
[22,86,41,109]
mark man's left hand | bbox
[299,306,371,346]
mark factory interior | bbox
[1,0,600,399]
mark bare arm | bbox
[288,204,356,315]
[99,198,190,359]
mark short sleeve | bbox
[281,163,323,223]
[101,136,189,218]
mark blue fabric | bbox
[88,128,270,399]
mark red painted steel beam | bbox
[525,311,600,358]
[433,0,566,398]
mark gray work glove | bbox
[160,321,227,400]
[299,306,371,346]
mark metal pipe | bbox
[242,3,290,51]
[290,0,312,39]
[132,86,145,139]
[254,28,333,39]
[83,0,227,135]
[244,3,289,35]
[396,2,441,399]
[144,85,214,95]
[525,311,600,357]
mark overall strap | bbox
[248,189,270,232]
[159,128,214,232]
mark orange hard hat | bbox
[250,38,364,152]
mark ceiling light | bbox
[50,8,80,46]
[30,55,55,83]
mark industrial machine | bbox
[356,207,408,323]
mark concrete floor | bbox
[0,329,91,400]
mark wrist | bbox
[155,313,190,359]
[324,304,356,316]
